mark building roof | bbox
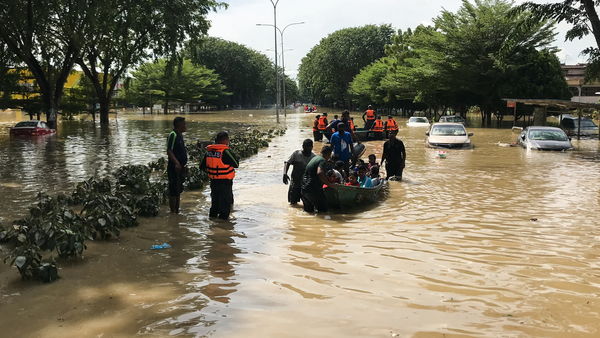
[502,98,600,110]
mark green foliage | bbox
[348,0,570,121]
[128,58,229,112]
[298,24,395,106]
[187,37,297,107]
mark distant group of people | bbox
[304,105,317,113]
[312,106,399,142]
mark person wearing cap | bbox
[166,116,188,214]
[283,139,316,205]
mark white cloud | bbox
[208,0,596,78]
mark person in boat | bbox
[283,139,316,205]
[312,114,322,141]
[370,166,382,186]
[340,110,357,139]
[381,131,406,180]
[367,154,379,171]
[350,117,357,132]
[330,122,354,173]
[346,172,360,186]
[325,169,342,187]
[325,114,341,140]
[334,160,347,182]
[317,113,328,141]
[200,131,239,220]
[301,145,336,213]
[362,105,376,130]
[371,115,385,139]
[357,164,373,188]
[166,117,188,214]
[385,115,399,137]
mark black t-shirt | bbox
[383,140,406,165]
[167,131,188,167]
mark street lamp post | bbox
[257,21,305,117]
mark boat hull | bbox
[324,180,386,209]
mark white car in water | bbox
[426,123,473,149]
[407,116,430,127]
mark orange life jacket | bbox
[386,118,398,131]
[366,109,376,120]
[205,144,235,180]
[348,119,356,131]
[371,119,384,132]
[318,116,328,130]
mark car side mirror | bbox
[521,135,525,140]
[568,137,572,141]
[425,132,430,136]
[468,133,474,137]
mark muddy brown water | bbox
[0,109,599,337]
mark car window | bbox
[14,121,38,127]
[431,125,466,136]
[528,130,569,141]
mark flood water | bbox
[1,109,599,337]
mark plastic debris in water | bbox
[150,243,172,250]
[437,151,447,159]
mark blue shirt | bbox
[358,175,373,188]
[330,131,353,162]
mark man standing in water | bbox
[381,131,406,180]
[201,131,239,220]
[330,122,354,172]
[167,117,187,214]
[301,145,335,213]
[283,139,315,205]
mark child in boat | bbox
[334,160,348,181]
[323,169,342,188]
[345,173,360,186]
[367,154,379,171]
[370,166,381,185]
[357,165,373,188]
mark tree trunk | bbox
[163,98,169,114]
[99,95,110,125]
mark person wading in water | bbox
[166,117,187,214]
[301,145,336,213]
[283,139,316,205]
[381,131,406,180]
[200,131,239,220]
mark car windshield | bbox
[431,125,466,136]
[528,129,569,141]
[14,121,38,128]
[409,117,428,123]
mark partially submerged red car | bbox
[10,120,56,136]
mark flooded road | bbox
[1,109,599,337]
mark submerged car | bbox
[560,115,599,137]
[407,116,430,127]
[426,123,473,148]
[517,126,572,151]
[9,120,55,136]
[439,115,466,125]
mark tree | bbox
[129,59,228,114]
[77,0,225,125]
[350,0,570,124]
[518,0,600,78]
[187,37,298,108]
[298,24,395,107]
[0,0,91,128]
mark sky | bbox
[207,0,596,79]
